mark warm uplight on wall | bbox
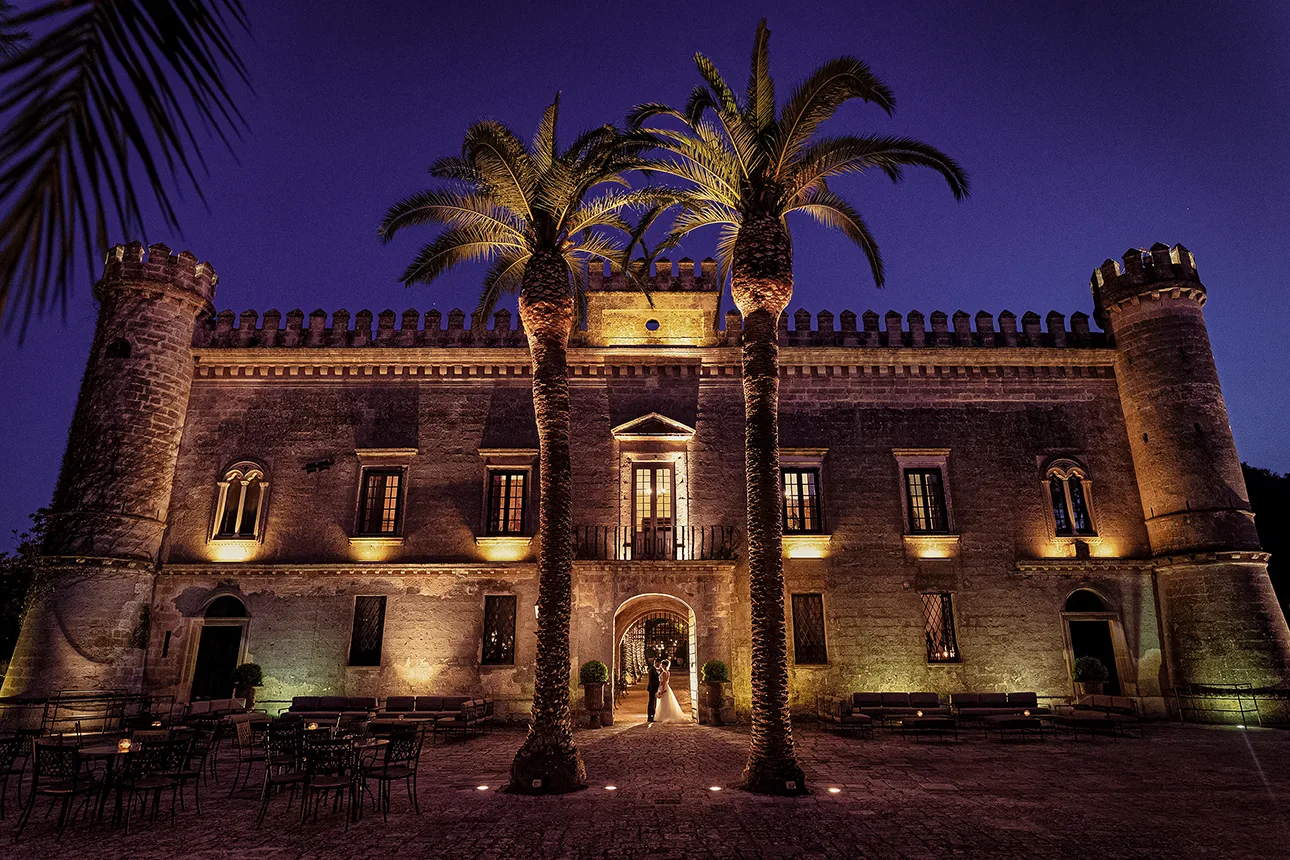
[207,540,257,563]
[475,536,533,562]
[348,536,401,562]
[782,535,832,559]
[398,656,435,686]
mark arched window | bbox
[1064,589,1106,613]
[104,337,132,359]
[204,595,248,618]
[214,461,268,540]
[1046,459,1096,536]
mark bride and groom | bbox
[646,658,684,723]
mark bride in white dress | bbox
[654,659,686,723]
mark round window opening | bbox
[645,319,660,332]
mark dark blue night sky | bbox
[1,1,1287,548]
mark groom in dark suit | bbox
[646,659,660,722]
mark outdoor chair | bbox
[359,725,423,821]
[257,725,305,827]
[300,738,357,828]
[0,733,29,818]
[228,719,266,796]
[113,738,188,832]
[14,740,101,840]
[173,727,218,813]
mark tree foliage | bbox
[0,1,249,333]
[0,508,49,671]
[629,18,968,290]
[379,95,665,315]
[1244,463,1290,611]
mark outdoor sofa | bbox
[816,695,875,736]
[283,695,377,722]
[849,692,949,724]
[951,692,1050,720]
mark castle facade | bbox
[5,241,1288,721]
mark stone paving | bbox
[6,713,1289,859]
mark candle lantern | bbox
[117,738,132,752]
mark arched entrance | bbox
[189,594,248,701]
[1062,588,1128,696]
[613,594,697,722]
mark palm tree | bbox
[0,1,249,332]
[630,20,968,795]
[379,97,656,795]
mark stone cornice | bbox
[161,562,536,577]
[1154,550,1271,568]
[1015,558,1155,574]
[191,345,1117,381]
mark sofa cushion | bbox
[415,696,444,712]
[292,696,320,711]
[1007,692,1038,708]
[951,692,978,708]
[443,696,470,710]
[319,696,349,711]
[978,692,1008,707]
[385,696,415,712]
[909,692,940,708]
[348,697,377,711]
[840,713,872,725]
[853,692,883,708]
[187,701,212,716]
[880,692,910,708]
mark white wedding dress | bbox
[654,669,686,723]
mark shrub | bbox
[701,660,729,683]
[579,660,609,684]
[1073,656,1109,683]
[230,663,263,687]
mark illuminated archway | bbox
[612,593,698,722]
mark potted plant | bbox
[1073,656,1109,698]
[700,660,732,725]
[230,662,263,710]
[580,660,609,728]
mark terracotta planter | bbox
[234,684,257,711]
[698,680,734,725]
[1076,680,1104,699]
[583,682,606,728]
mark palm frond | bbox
[0,0,249,330]
[772,57,896,180]
[477,249,531,317]
[745,18,775,132]
[399,224,525,286]
[530,93,560,176]
[378,189,528,243]
[783,135,969,204]
[462,120,537,220]
[787,184,884,286]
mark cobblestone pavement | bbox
[6,717,1288,859]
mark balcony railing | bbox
[574,525,740,561]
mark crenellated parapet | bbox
[100,241,217,308]
[770,307,1102,349]
[1091,242,1202,327]
[198,305,529,348]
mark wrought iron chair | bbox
[14,740,100,840]
[228,719,266,796]
[358,725,423,821]
[300,737,357,828]
[173,726,217,813]
[256,723,305,827]
[113,738,188,832]
[0,733,29,819]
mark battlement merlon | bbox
[98,241,218,311]
[1091,242,1201,325]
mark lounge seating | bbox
[815,695,874,737]
[284,696,377,723]
[951,692,1050,720]
[849,692,949,723]
[181,698,248,723]
[1055,694,1142,737]
[433,699,494,739]
[376,695,471,722]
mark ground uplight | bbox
[709,786,722,792]
[476,785,489,791]
[828,787,842,794]
[605,785,617,791]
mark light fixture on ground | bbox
[828,787,842,794]
[605,785,617,791]
[476,785,489,791]
[708,786,722,792]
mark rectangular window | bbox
[791,593,828,665]
[921,592,959,663]
[482,595,517,665]
[782,468,823,534]
[348,596,387,667]
[358,468,403,535]
[905,468,949,533]
[1050,476,1073,534]
[487,471,527,535]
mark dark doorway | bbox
[1068,619,1121,695]
[190,625,243,700]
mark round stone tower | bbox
[0,242,215,700]
[1094,243,1290,690]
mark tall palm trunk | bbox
[732,213,807,795]
[509,250,586,795]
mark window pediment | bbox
[611,413,695,442]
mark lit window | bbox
[214,462,267,540]
[921,592,959,663]
[487,471,527,535]
[1047,461,1097,536]
[357,468,404,536]
[482,595,517,665]
[905,468,949,533]
[782,468,823,534]
[348,596,386,666]
[791,593,827,664]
